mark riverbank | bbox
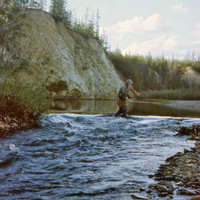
[0,76,50,135]
[141,100,200,112]
[0,115,38,135]
[1,100,200,134]
[160,101,200,112]
[148,125,200,199]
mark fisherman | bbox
[115,79,134,118]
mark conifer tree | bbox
[50,0,66,22]
[50,0,71,27]
[84,7,89,25]
[95,9,100,39]
[88,12,95,38]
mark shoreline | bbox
[0,116,38,135]
[159,100,200,113]
[138,100,200,113]
[1,100,200,134]
[148,125,200,199]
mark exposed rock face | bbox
[182,66,200,88]
[13,9,122,99]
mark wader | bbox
[115,105,128,117]
[114,84,130,118]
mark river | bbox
[0,100,199,200]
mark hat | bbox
[127,79,133,85]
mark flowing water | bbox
[0,100,199,200]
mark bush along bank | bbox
[0,76,50,134]
[148,125,200,199]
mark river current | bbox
[0,111,199,200]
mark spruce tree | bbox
[50,0,65,22]
[50,0,71,27]
[95,9,100,39]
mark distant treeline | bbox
[109,50,200,91]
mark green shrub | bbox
[0,75,50,124]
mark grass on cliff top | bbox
[0,74,50,126]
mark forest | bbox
[110,50,200,100]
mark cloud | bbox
[122,35,172,55]
[192,22,200,38]
[142,13,171,32]
[171,3,189,13]
[122,35,199,59]
[100,13,199,59]
[101,13,171,36]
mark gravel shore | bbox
[148,125,200,199]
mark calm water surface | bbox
[50,100,200,118]
[0,100,199,200]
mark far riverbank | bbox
[161,100,200,112]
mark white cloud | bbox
[191,40,200,54]
[99,13,199,59]
[122,35,199,59]
[171,3,189,13]
[101,13,171,36]
[192,22,200,38]
[142,13,171,32]
[122,35,169,55]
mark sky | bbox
[64,0,200,60]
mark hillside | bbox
[11,9,122,100]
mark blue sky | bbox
[65,0,200,59]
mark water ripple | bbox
[0,114,197,200]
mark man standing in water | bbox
[115,79,134,118]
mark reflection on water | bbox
[130,102,200,117]
[49,100,200,118]
[50,99,121,114]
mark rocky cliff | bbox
[13,9,122,100]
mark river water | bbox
[0,100,199,200]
